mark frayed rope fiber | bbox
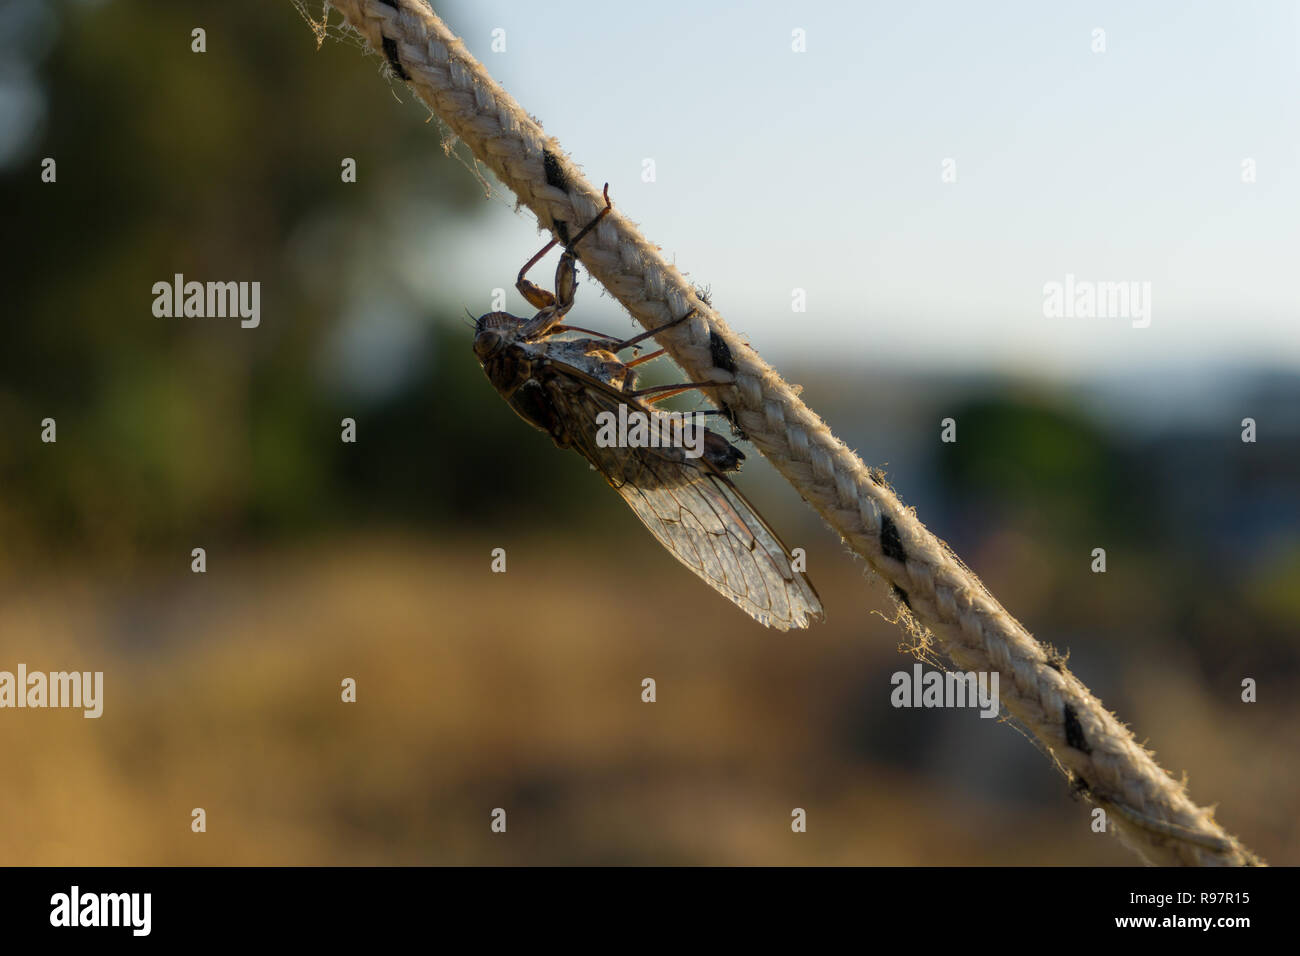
[317,0,1262,866]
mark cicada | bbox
[472,186,823,630]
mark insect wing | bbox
[541,360,824,630]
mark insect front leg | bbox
[521,248,581,340]
[521,185,613,340]
[516,237,561,311]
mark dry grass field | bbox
[1,533,1291,865]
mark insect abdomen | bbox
[507,379,565,440]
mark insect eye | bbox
[473,329,503,359]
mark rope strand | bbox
[317,0,1261,866]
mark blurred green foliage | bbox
[936,392,1142,547]
[0,0,620,567]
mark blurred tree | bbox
[0,0,622,567]
[934,393,1144,548]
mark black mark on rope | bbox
[1063,703,1091,753]
[880,514,906,562]
[707,328,739,435]
[542,149,571,244]
[543,149,568,191]
[382,37,410,80]
[1069,774,1091,799]
[891,584,912,610]
[709,331,737,374]
[378,3,410,80]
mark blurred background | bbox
[0,0,1295,864]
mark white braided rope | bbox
[318,0,1260,866]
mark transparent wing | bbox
[540,360,824,630]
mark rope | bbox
[314,0,1262,866]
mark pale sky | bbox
[431,0,1299,375]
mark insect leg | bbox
[629,381,727,403]
[549,324,622,341]
[551,308,698,355]
[548,186,614,314]
[559,183,612,254]
[605,308,699,353]
[515,238,561,310]
[522,186,615,340]
[624,348,667,368]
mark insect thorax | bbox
[539,338,636,392]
